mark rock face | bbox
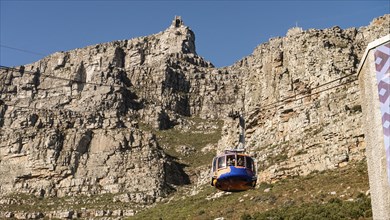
[0,16,202,200]
[219,15,390,182]
[0,15,389,201]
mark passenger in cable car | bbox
[237,156,244,167]
[227,155,235,166]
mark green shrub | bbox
[241,213,254,220]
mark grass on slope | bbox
[131,161,371,220]
[0,193,137,213]
[140,116,223,168]
[245,194,371,220]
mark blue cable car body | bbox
[210,150,257,192]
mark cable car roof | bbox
[214,152,252,158]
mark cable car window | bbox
[226,155,236,166]
[218,156,226,169]
[246,157,253,171]
[237,155,245,167]
[212,158,217,172]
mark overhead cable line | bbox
[0,85,360,136]
[259,77,358,113]
[1,65,358,108]
[0,95,139,117]
[0,73,359,121]
[1,65,359,121]
[0,44,46,56]
[0,66,128,89]
[0,70,360,139]
[1,102,83,117]
[253,72,357,112]
[0,116,136,133]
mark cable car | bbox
[211,111,257,191]
[210,149,257,192]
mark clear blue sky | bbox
[1,1,389,67]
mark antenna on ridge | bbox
[172,15,183,28]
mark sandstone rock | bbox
[95,210,105,217]
[113,193,131,203]
[26,212,44,219]
[3,212,14,218]
[56,210,74,219]
[206,191,232,201]
[123,209,135,217]
[176,145,195,156]
[14,212,27,219]
[112,210,123,216]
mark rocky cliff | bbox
[0,14,389,205]
[220,15,389,182]
[0,16,207,202]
